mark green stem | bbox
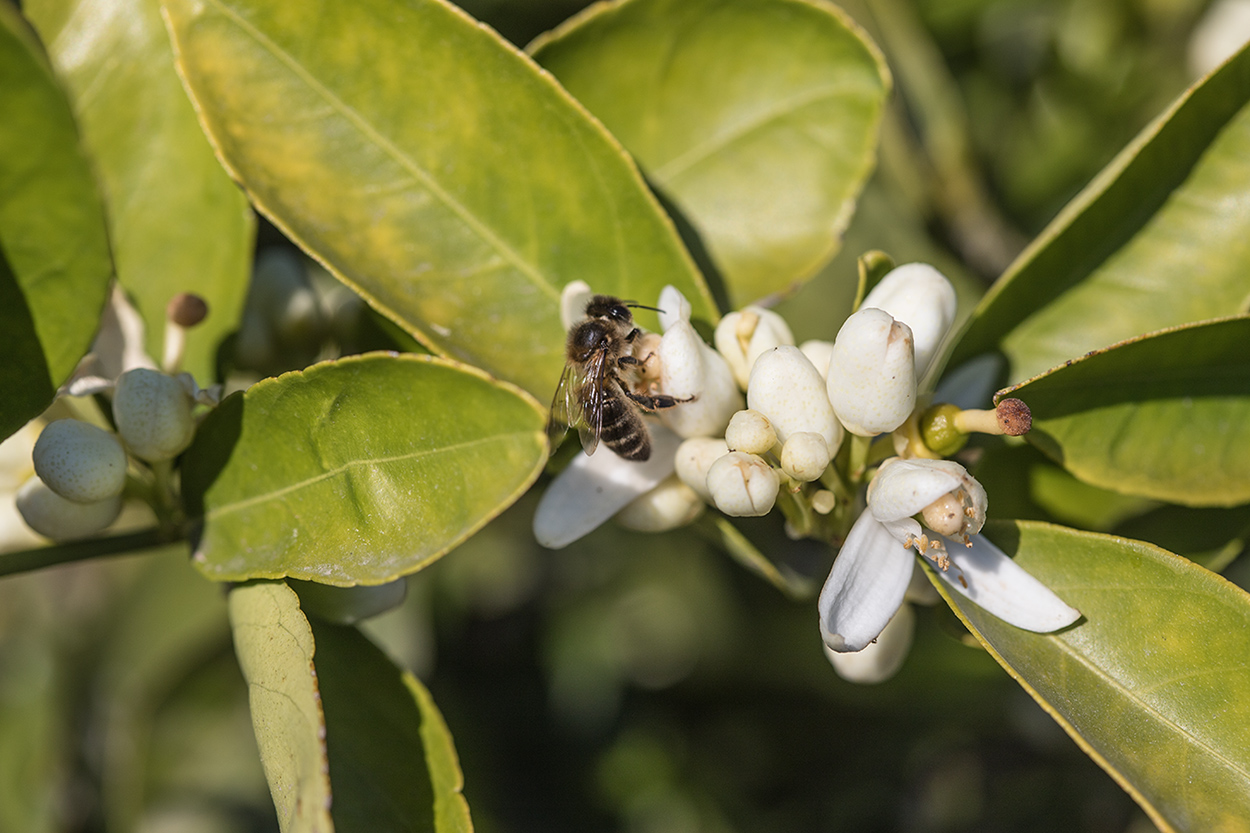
[848,434,873,482]
[0,528,174,579]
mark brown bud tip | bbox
[996,398,1032,436]
[167,293,209,328]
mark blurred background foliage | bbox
[2,0,1241,831]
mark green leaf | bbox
[1002,317,1250,507]
[951,43,1250,382]
[183,353,547,584]
[160,0,715,399]
[227,581,333,833]
[0,4,112,440]
[309,619,472,833]
[530,0,889,308]
[24,0,254,385]
[938,521,1250,833]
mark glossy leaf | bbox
[161,0,716,399]
[309,619,472,832]
[951,42,1250,382]
[1002,317,1250,506]
[531,0,889,307]
[0,4,112,440]
[24,0,254,385]
[937,521,1250,833]
[227,581,332,833]
[183,353,547,584]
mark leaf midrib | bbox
[198,0,559,303]
[1049,632,1250,784]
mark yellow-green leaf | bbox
[1002,317,1250,507]
[939,521,1250,833]
[531,0,889,307]
[183,353,547,584]
[227,581,333,833]
[24,0,254,385]
[0,3,112,439]
[160,0,715,398]
[951,42,1250,382]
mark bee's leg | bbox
[626,391,696,412]
[624,327,642,343]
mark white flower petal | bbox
[714,307,794,388]
[533,426,681,549]
[818,512,915,652]
[827,308,915,436]
[937,534,1081,632]
[747,346,841,450]
[614,474,704,532]
[823,602,915,684]
[560,280,594,331]
[658,320,743,438]
[867,458,967,522]
[861,263,957,378]
[657,285,692,332]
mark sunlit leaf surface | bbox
[25,0,254,385]
[1003,318,1250,506]
[183,353,547,584]
[228,581,332,833]
[161,0,715,398]
[952,44,1250,382]
[531,0,889,307]
[0,4,112,440]
[940,521,1250,833]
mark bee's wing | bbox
[577,350,611,456]
[547,361,584,455]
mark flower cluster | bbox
[534,264,1079,683]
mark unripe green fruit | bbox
[113,368,196,462]
[32,419,127,503]
[16,477,122,541]
[919,403,968,457]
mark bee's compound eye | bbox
[609,304,632,322]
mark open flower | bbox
[819,459,1079,654]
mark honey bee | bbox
[548,295,690,461]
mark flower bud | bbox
[706,452,779,517]
[674,437,729,501]
[658,320,743,438]
[615,475,705,532]
[714,307,794,388]
[112,368,196,462]
[861,263,957,378]
[657,285,692,333]
[823,602,914,684]
[747,346,842,452]
[32,420,127,504]
[799,339,835,379]
[16,477,122,541]
[827,308,916,437]
[780,432,832,482]
[724,409,776,455]
[560,280,593,330]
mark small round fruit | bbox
[32,419,127,503]
[113,368,196,462]
[16,477,122,541]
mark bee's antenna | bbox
[624,302,665,313]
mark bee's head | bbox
[584,295,634,325]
